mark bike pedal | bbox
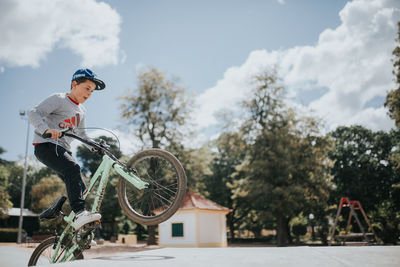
[83,220,101,230]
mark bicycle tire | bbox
[28,236,83,266]
[117,149,187,225]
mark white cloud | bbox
[194,0,399,133]
[0,0,121,69]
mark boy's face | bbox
[70,79,96,104]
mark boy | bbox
[28,68,105,230]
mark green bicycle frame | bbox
[50,154,149,263]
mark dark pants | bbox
[34,143,86,213]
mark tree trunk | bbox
[228,213,235,241]
[276,212,289,247]
[147,225,157,245]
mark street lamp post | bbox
[17,110,30,244]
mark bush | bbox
[228,236,276,244]
[292,223,307,242]
[0,228,26,242]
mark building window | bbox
[171,223,184,237]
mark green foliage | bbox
[292,223,307,239]
[0,187,12,219]
[3,159,48,211]
[235,71,333,246]
[173,145,213,191]
[0,164,12,218]
[203,131,249,239]
[328,126,400,243]
[29,174,67,237]
[0,228,26,242]
[385,21,400,127]
[30,175,67,213]
[371,200,400,244]
[3,162,24,208]
[119,67,193,149]
[328,126,399,211]
[0,152,38,218]
[0,149,61,234]
[385,21,400,170]
[386,89,400,127]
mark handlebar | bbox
[42,127,116,160]
[42,127,71,139]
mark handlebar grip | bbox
[42,132,52,138]
[42,127,73,139]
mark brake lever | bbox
[99,139,110,149]
[60,127,74,137]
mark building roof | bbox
[6,208,38,217]
[179,191,231,213]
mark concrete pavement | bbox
[0,245,32,267]
[1,244,399,267]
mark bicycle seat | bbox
[39,196,67,220]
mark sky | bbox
[1,0,399,162]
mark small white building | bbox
[159,191,231,247]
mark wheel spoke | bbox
[118,149,186,225]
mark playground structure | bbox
[329,197,379,246]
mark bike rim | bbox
[124,154,181,219]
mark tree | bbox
[30,175,67,233]
[30,175,67,213]
[176,145,212,192]
[6,161,46,212]
[0,166,12,219]
[119,67,193,245]
[0,147,12,218]
[1,147,57,217]
[385,21,400,127]
[120,67,192,149]
[385,21,400,169]
[236,72,333,246]
[328,126,398,211]
[291,222,307,243]
[328,126,400,243]
[203,131,249,240]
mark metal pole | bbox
[17,113,30,244]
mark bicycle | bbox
[28,127,187,266]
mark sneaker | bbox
[74,210,101,230]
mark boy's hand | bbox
[44,129,62,140]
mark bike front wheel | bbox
[117,149,187,225]
[28,236,83,266]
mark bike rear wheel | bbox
[117,149,187,225]
[28,236,83,266]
